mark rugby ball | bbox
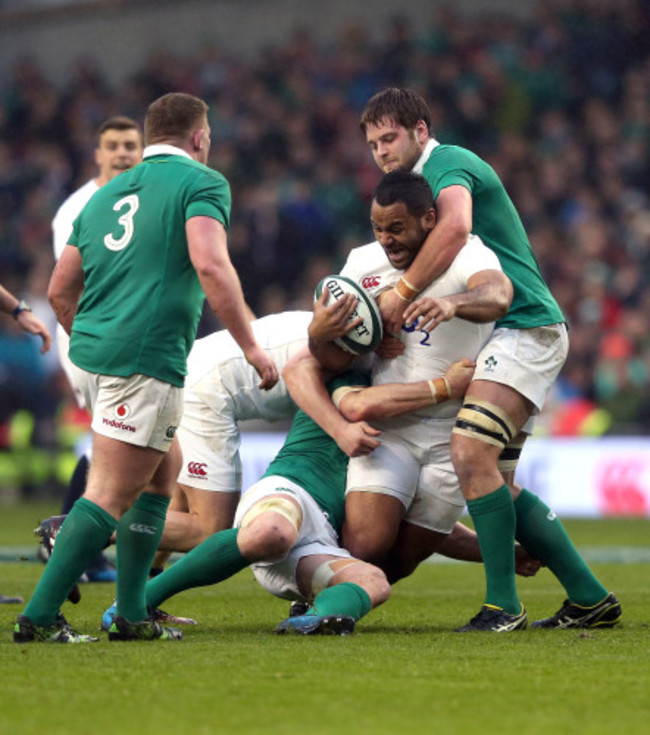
[314,275,383,355]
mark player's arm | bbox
[48,244,85,336]
[336,358,475,422]
[187,215,278,390]
[1,284,52,353]
[283,287,369,455]
[380,185,472,334]
[0,284,29,318]
[283,347,380,458]
[307,288,359,373]
[403,269,513,332]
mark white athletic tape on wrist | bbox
[332,384,364,410]
[427,377,452,405]
[394,277,421,302]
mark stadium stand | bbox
[1,1,649,497]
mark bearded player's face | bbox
[365,118,426,174]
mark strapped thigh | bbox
[452,399,516,450]
[240,495,301,533]
[497,437,526,473]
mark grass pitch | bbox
[1,502,649,735]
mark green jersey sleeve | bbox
[185,169,232,229]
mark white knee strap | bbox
[240,495,301,532]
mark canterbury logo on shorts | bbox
[187,461,208,478]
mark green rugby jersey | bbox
[68,147,231,386]
[420,144,565,329]
[262,371,370,533]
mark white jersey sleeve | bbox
[52,179,100,406]
[52,179,99,260]
[185,310,312,422]
[446,234,501,277]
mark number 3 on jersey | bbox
[104,194,139,251]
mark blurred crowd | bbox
[1,0,649,476]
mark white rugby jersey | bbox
[185,310,312,422]
[340,235,501,437]
[52,178,101,408]
[52,179,99,260]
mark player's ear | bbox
[190,127,203,152]
[415,120,429,145]
[423,207,436,230]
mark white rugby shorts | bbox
[56,325,86,410]
[175,386,242,493]
[346,419,465,534]
[234,475,351,602]
[69,365,182,452]
[473,324,569,418]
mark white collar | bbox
[412,138,439,174]
[143,144,193,160]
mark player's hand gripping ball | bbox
[314,275,383,355]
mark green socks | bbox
[514,489,608,606]
[467,484,520,615]
[23,497,117,626]
[145,527,248,610]
[307,582,372,621]
[116,492,170,623]
[458,484,609,614]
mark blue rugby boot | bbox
[274,614,355,636]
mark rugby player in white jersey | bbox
[46,117,143,587]
[159,309,313,554]
[288,169,516,585]
[52,116,144,410]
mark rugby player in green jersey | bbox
[14,92,278,644]
[359,88,620,631]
